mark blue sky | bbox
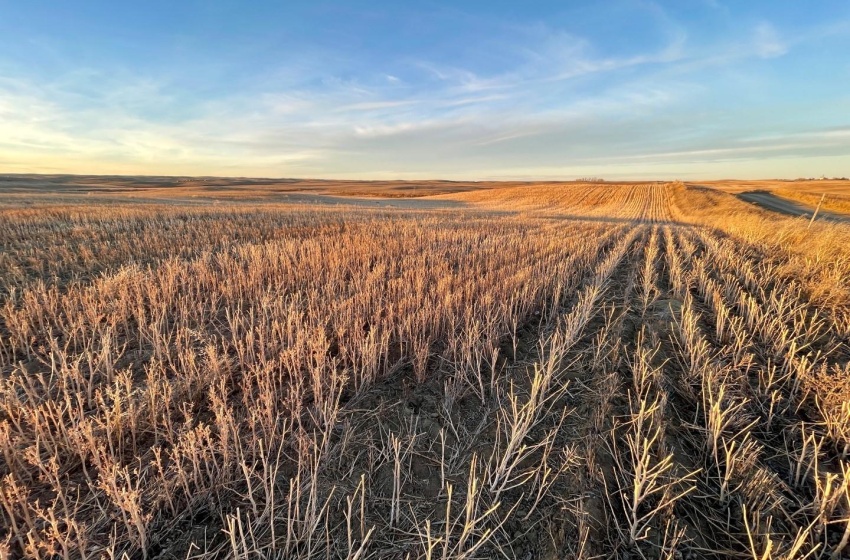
[0,0,848,179]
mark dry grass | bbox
[773,189,850,215]
[1,179,849,559]
[705,179,850,216]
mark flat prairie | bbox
[1,177,849,559]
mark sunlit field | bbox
[2,180,850,559]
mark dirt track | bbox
[278,192,464,209]
[738,190,850,222]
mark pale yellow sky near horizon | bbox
[3,152,847,181]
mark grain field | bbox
[1,181,849,559]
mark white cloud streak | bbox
[0,11,845,179]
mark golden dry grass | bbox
[0,174,555,202]
[705,179,850,216]
[1,180,849,559]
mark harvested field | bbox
[1,180,850,559]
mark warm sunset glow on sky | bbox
[1,1,848,179]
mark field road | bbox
[277,192,464,209]
[738,190,850,222]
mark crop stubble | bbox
[0,182,849,559]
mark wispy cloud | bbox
[335,100,420,112]
[0,2,846,179]
[753,22,788,58]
